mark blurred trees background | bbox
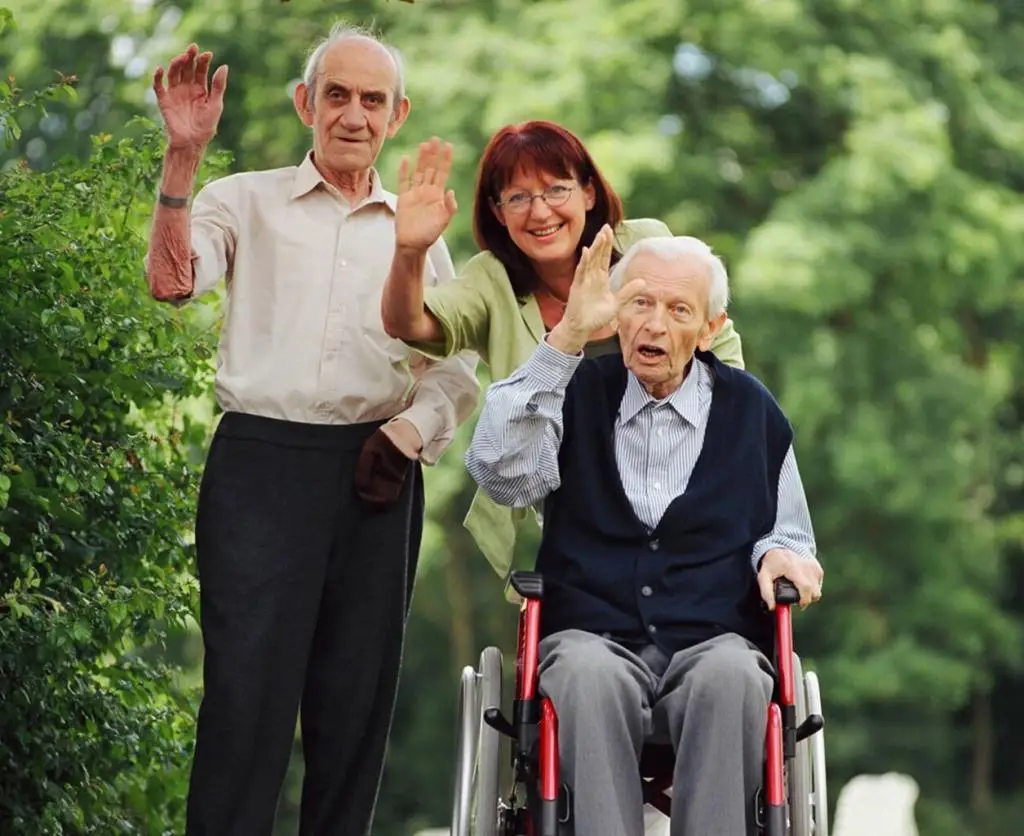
[2,0,1023,833]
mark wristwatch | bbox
[158,191,189,209]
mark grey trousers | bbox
[538,630,774,836]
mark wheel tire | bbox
[789,653,813,836]
[804,671,828,836]
[472,647,503,836]
[451,664,481,836]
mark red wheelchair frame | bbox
[478,571,825,835]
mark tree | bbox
[0,58,226,829]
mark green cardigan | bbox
[418,218,745,582]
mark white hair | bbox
[302,21,407,112]
[609,235,730,317]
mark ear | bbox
[293,82,314,127]
[583,180,597,211]
[386,96,411,138]
[698,311,728,352]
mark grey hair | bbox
[609,235,730,317]
[302,21,407,112]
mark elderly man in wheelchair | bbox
[454,227,827,836]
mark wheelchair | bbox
[450,572,828,836]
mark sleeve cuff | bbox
[751,541,817,572]
[391,400,447,466]
[522,337,583,390]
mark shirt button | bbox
[641,585,653,597]
[648,624,658,635]
[653,482,661,490]
[649,539,660,551]
[601,632,612,640]
[340,259,348,267]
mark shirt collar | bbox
[290,151,397,212]
[619,356,709,428]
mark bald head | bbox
[303,22,406,113]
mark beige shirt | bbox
[185,152,478,464]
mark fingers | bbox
[209,64,229,98]
[411,141,430,187]
[436,140,453,188]
[615,278,647,306]
[167,44,197,87]
[152,66,166,102]
[444,189,458,217]
[194,50,213,94]
[757,569,776,611]
[180,44,198,85]
[398,155,411,193]
[413,137,452,187]
[577,225,615,289]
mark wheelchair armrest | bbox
[774,578,800,606]
[508,570,544,601]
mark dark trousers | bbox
[185,412,424,836]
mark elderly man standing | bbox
[465,228,824,835]
[146,22,478,836]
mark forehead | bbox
[500,162,575,192]
[318,38,398,93]
[629,251,710,299]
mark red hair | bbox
[472,120,625,298]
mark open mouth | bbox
[528,223,564,239]
[637,344,667,360]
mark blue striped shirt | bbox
[466,339,816,570]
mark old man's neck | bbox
[637,355,695,401]
[314,157,374,205]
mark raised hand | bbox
[395,137,458,252]
[560,225,646,338]
[152,44,228,151]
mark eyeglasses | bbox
[494,184,578,214]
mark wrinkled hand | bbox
[354,425,417,508]
[395,137,458,252]
[548,226,646,352]
[757,548,823,611]
[152,44,228,151]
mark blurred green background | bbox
[1,0,1023,833]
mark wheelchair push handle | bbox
[774,578,800,606]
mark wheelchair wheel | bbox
[472,647,503,836]
[804,671,829,836]
[789,654,813,836]
[450,647,503,836]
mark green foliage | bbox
[0,72,224,832]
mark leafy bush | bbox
[0,65,223,832]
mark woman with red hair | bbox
[380,121,744,576]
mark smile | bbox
[528,224,564,238]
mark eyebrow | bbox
[321,81,389,98]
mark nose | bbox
[642,305,669,336]
[338,100,366,131]
[527,194,554,221]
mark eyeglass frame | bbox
[492,183,579,214]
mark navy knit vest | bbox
[536,349,793,658]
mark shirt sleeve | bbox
[709,317,745,370]
[416,255,494,358]
[392,235,481,465]
[188,180,238,299]
[464,339,582,507]
[751,444,817,570]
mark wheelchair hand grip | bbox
[774,578,800,606]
